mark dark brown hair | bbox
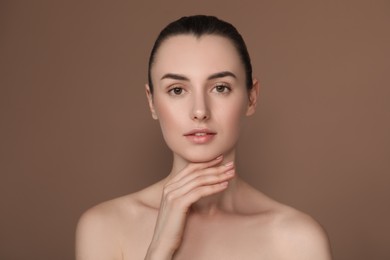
[147,15,253,93]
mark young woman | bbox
[76,15,332,260]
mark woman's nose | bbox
[191,93,210,121]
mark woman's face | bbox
[147,34,258,163]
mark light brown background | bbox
[1,0,389,259]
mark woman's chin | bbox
[186,155,217,163]
[175,149,235,164]
[171,151,218,164]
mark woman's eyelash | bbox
[167,84,231,95]
[213,84,231,93]
[168,86,185,95]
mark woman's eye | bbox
[168,87,184,95]
[213,84,231,94]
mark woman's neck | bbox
[190,177,239,215]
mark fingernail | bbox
[225,170,235,176]
[216,155,223,160]
[224,161,234,167]
[220,181,228,187]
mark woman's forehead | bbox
[152,34,245,80]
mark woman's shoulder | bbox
[77,184,160,227]
[75,186,160,259]
[78,194,138,224]
[238,181,332,259]
[268,205,332,259]
[76,192,144,238]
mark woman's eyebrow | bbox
[207,71,237,80]
[161,73,189,81]
[160,71,237,81]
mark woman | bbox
[76,15,332,259]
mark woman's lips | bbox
[184,129,216,144]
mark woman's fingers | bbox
[166,168,235,200]
[161,169,235,214]
[179,181,230,206]
[161,157,235,211]
[169,155,223,183]
[165,161,234,193]
[160,179,232,216]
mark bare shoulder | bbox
[237,181,332,259]
[270,206,333,260]
[75,188,157,260]
[75,195,135,260]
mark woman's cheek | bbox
[155,101,186,147]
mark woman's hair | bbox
[147,15,253,94]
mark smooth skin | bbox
[76,35,332,260]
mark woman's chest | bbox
[172,215,276,260]
[120,212,278,260]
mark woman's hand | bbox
[145,156,235,259]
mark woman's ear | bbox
[145,84,158,120]
[246,79,260,116]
